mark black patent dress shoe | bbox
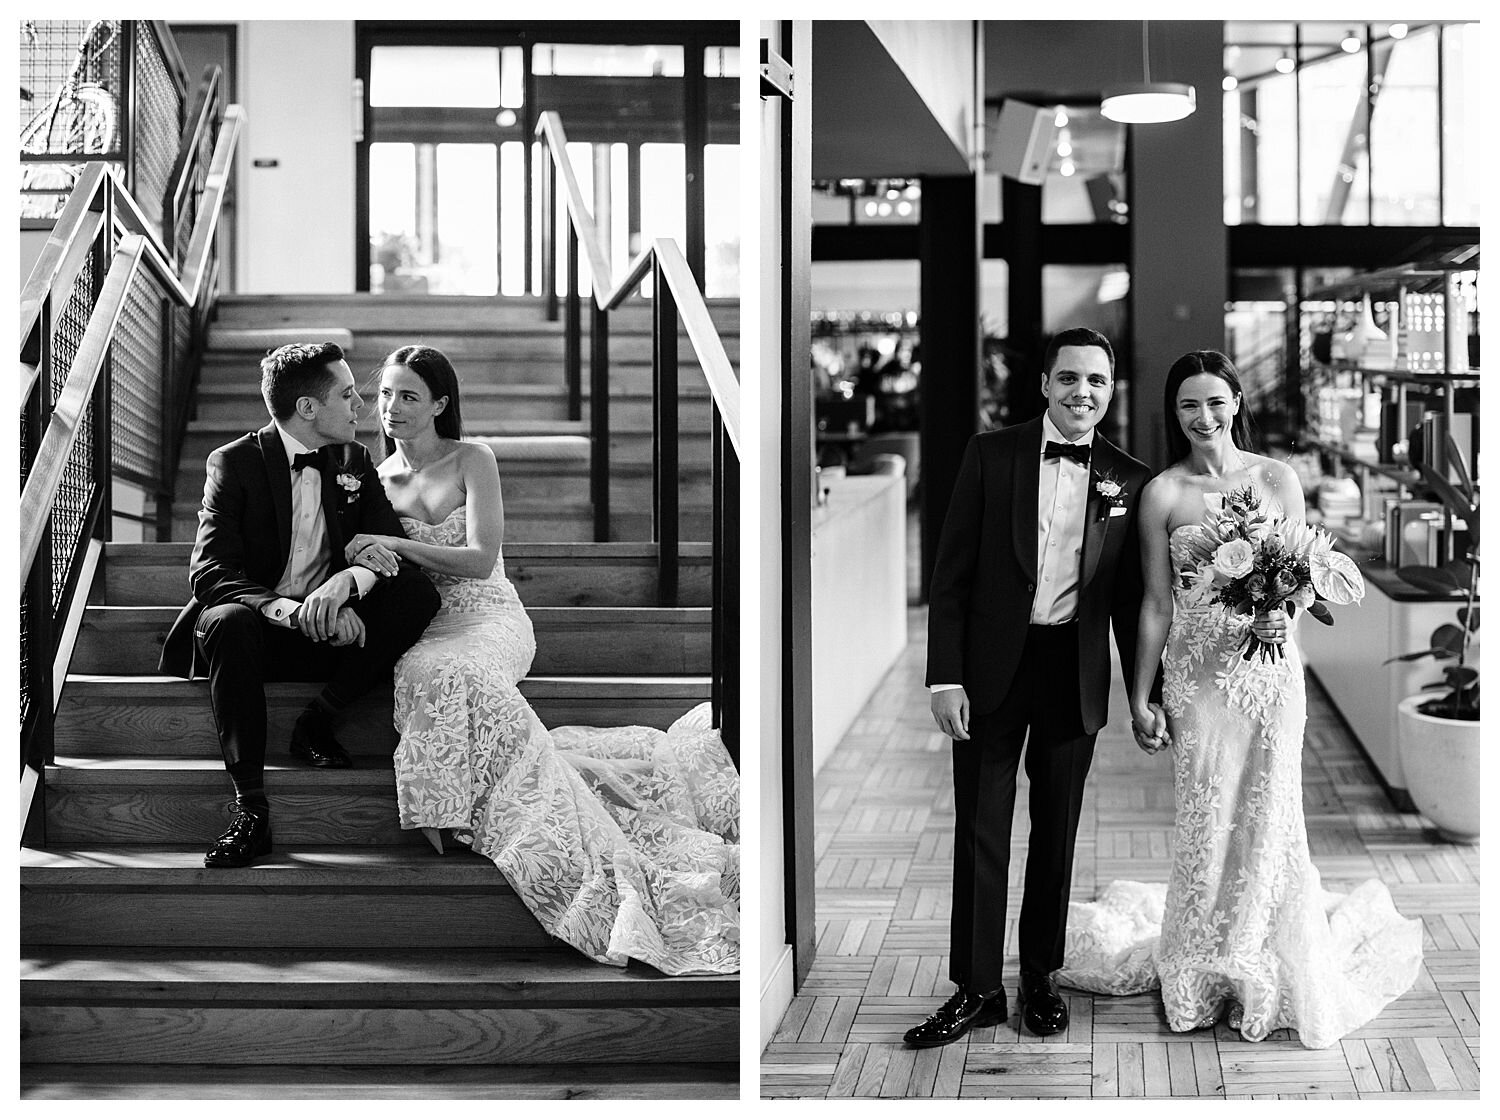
[903,986,1008,1048]
[1019,969,1068,1036]
[289,713,352,768]
[204,802,273,868]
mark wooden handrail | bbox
[534,110,740,452]
[19,235,148,588]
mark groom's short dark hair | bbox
[260,341,346,420]
[1042,327,1114,377]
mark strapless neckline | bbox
[400,505,464,529]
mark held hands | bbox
[346,532,401,578]
[327,606,366,648]
[296,571,355,642]
[1131,701,1170,754]
[1251,607,1289,646]
[931,687,971,742]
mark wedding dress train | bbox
[1057,524,1421,1049]
[390,508,739,976]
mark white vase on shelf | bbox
[1358,295,1391,369]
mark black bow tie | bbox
[291,451,322,472]
[1043,440,1090,465]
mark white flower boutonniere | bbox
[1094,471,1126,514]
[335,471,361,503]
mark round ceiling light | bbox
[1100,82,1197,124]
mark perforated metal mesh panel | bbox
[112,270,165,483]
[48,255,102,611]
[132,24,183,228]
[20,20,123,218]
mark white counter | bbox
[811,468,908,775]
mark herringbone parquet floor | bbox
[761,607,1480,1099]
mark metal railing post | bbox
[652,257,680,605]
[565,225,581,422]
[541,153,557,321]
[711,405,739,765]
[590,304,611,542]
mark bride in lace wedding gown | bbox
[346,347,738,977]
[1057,352,1420,1049]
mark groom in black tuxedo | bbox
[905,327,1153,1046]
[159,342,439,868]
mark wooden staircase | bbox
[20,540,737,1098]
[169,294,738,544]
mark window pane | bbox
[1443,23,1481,225]
[434,145,497,295]
[500,46,524,109]
[1370,27,1440,224]
[704,46,739,78]
[369,143,418,293]
[369,47,499,108]
[533,43,683,77]
[1299,49,1369,224]
[499,141,525,296]
[640,143,685,297]
[705,143,739,297]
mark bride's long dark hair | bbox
[373,345,465,461]
[1162,350,1259,465]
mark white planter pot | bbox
[1396,695,1481,842]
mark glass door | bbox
[356,24,738,297]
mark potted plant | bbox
[1387,434,1480,842]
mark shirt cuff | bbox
[930,683,962,693]
[347,565,378,598]
[262,597,301,628]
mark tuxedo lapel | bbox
[257,425,293,567]
[1011,418,1043,579]
[1079,439,1114,590]
[319,445,347,558]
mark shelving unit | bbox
[1299,245,1479,564]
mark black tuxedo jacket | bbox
[925,416,1152,734]
[158,424,409,678]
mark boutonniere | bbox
[1094,471,1127,517]
[335,471,361,503]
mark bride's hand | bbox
[1131,701,1170,754]
[1252,607,1289,646]
[346,533,401,577]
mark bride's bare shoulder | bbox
[1243,452,1297,493]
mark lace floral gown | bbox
[390,508,739,976]
[1056,523,1422,1049]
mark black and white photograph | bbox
[757,18,1480,1100]
[19,17,740,1099]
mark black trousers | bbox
[193,569,439,773]
[949,621,1097,994]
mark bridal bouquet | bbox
[1178,484,1365,663]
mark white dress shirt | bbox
[931,415,1094,694]
[262,425,378,628]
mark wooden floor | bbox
[761,607,1480,1099]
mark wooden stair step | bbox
[21,946,736,1005]
[99,542,712,608]
[20,1004,736,1067]
[44,758,427,847]
[56,675,712,755]
[169,507,715,546]
[71,605,711,676]
[18,1061,736,1099]
[20,845,551,948]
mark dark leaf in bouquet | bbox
[1458,606,1479,632]
[1307,601,1334,625]
[1395,565,1461,595]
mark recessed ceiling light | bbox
[1223,75,1239,92]
[1389,23,1409,40]
[1275,54,1295,74]
[1341,30,1362,53]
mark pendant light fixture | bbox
[1100,20,1197,124]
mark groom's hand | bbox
[931,688,971,741]
[297,572,355,642]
